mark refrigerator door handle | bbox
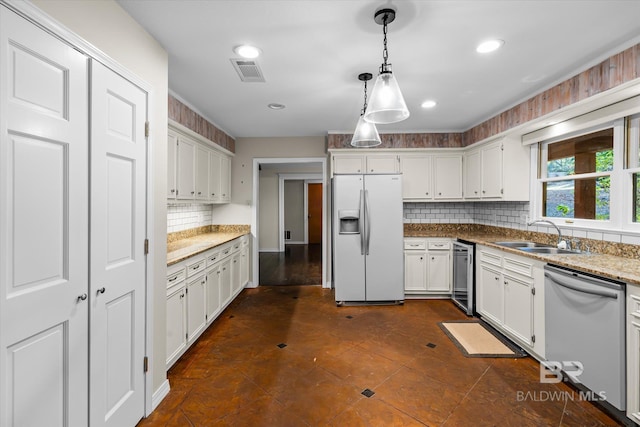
[359,189,365,255]
[364,189,371,255]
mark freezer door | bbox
[363,174,404,301]
[333,175,366,302]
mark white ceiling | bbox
[117,0,640,139]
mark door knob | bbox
[97,287,106,295]
[77,293,88,302]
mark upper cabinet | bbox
[168,121,233,203]
[464,137,529,201]
[400,154,432,199]
[332,152,398,174]
[433,154,463,199]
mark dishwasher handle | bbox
[544,272,619,299]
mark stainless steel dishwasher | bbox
[544,264,626,411]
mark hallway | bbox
[259,244,322,285]
[138,286,620,426]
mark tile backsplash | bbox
[403,201,529,229]
[167,203,213,233]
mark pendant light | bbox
[364,8,410,124]
[351,73,382,147]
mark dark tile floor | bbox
[138,286,623,426]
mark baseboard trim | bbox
[259,248,280,253]
[151,379,170,413]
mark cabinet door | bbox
[220,155,231,202]
[186,274,207,341]
[177,136,195,199]
[404,251,427,292]
[366,154,398,173]
[427,252,451,292]
[240,247,250,287]
[627,289,640,422]
[166,285,186,367]
[231,253,242,294]
[481,142,503,198]
[220,258,232,306]
[503,274,533,346]
[478,264,503,324]
[209,151,222,201]
[167,130,178,199]
[464,149,481,199]
[206,266,222,321]
[333,154,364,174]
[433,154,463,199]
[400,155,432,199]
[194,144,209,200]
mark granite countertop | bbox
[167,225,250,266]
[406,229,640,286]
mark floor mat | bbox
[438,320,527,358]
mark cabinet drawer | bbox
[166,268,185,288]
[219,244,233,259]
[232,241,241,252]
[503,256,533,278]
[479,250,502,267]
[206,250,221,266]
[404,240,426,250]
[428,241,450,250]
[241,235,249,246]
[186,259,205,277]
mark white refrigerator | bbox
[332,174,404,304]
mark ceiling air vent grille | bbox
[230,59,265,82]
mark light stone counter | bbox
[167,225,250,266]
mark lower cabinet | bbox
[476,245,544,358]
[166,234,250,368]
[627,285,640,422]
[404,238,452,296]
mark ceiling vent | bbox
[230,59,265,82]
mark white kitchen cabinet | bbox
[433,154,463,199]
[240,237,250,287]
[464,137,529,201]
[427,248,451,292]
[186,273,207,342]
[400,154,433,200]
[166,283,187,368]
[195,144,209,200]
[366,153,399,173]
[169,121,233,203]
[220,257,232,307]
[476,245,544,357]
[177,135,196,200]
[627,285,640,423]
[231,252,242,293]
[404,238,452,295]
[168,130,178,199]
[206,263,222,322]
[333,153,364,174]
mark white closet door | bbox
[89,60,147,427]
[0,7,89,427]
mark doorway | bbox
[252,159,328,287]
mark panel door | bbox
[167,130,177,199]
[478,264,504,325]
[464,149,481,199]
[481,142,503,198]
[307,182,323,244]
[404,252,427,292]
[503,274,533,346]
[194,144,209,200]
[90,61,146,427]
[209,150,222,201]
[186,274,207,341]
[231,253,242,294]
[400,154,432,199]
[240,246,250,287]
[220,258,232,306]
[206,265,222,321]
[166,285,186,367]
[0,9,89,427]
[427,252,451,292]
[433,155,463,199]
[220,154,231,201]
[177,136,195,199]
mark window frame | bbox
[624,114,640,232]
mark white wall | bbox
[284,180,305,243]
[31,0,169,397]
[258,172,279,250]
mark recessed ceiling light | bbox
[268,103,285,110]
[233,44,261,59]
[476,39,504,53]
[421,100,437,109]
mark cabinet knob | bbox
[77,293,88,302]
[191,191,195,195]
[211,193,215,196]
[495,277,499,281]
[198,191,202,195]
[504,280,508,285]
[482,190,486,194]
[474,191,478,194]
[97,287,106,295]
[426,192,429,195]
[438,192,442,195]
[171,189,175,193]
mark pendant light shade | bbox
[351,72,381,147]
[364,8,410,124]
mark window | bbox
[541,128,613,220]
[626,115,640,223]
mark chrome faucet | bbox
[527,219,564,247]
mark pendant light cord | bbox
[361,80,368,116]
[382,15,389,67]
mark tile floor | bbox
[138,286,623,426]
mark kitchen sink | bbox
[494,241,553,248]
[518,247,581,255]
